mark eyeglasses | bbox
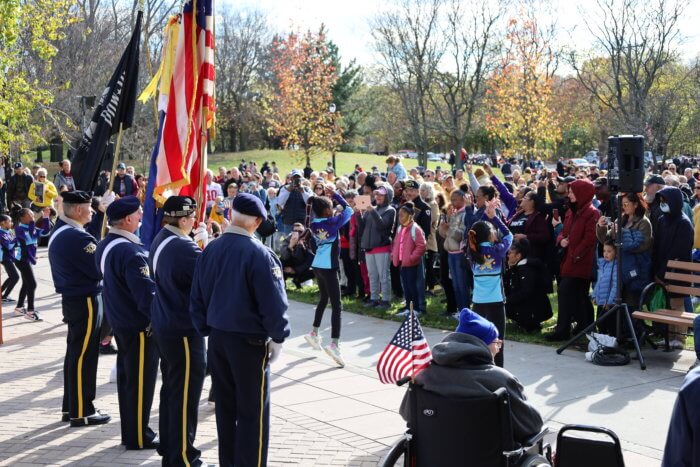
[292,230,304,234]
[491,339,503,350]
[37,175,46,179]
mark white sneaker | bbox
[304,332,322,350]
[395,309,410,317]
[324,343,345,367]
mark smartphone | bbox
[553,208,560,221]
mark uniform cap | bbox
[61,190,93,204]
[106,196,140,220]
[232,192,267,219]
[405,180,420,189]
[13,162,23,169]
[162,196,197,217]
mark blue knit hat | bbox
[456,308,499,345]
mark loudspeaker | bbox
[607,135,644,193]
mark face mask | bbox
[660,202,670,213]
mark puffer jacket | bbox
[596,215,652,293]
[593,258,618,306]
[359,184,396,250]
[391,220,426,267]
[557,179,600,279]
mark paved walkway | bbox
[0,252,694,465]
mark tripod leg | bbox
[621,304,646,370]
[556,305,619,354]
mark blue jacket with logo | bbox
[95,230,155,333]
[470,215,513,304]
[0,228,18,264]
[48,217,102,298]
[149,225,201,337]
[310,192,353,270]
[15,221,51,264]
[190,226,290,343]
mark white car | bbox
[427,152,443,162]
[567,158,596,169]
[398,150,418,159]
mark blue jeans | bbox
[400,262,426,312]
[448,253,470,311]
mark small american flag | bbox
[376,310,432,384]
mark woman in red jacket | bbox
[545,179,600,341]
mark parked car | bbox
[397,149,418,159]
[584,150,599,165]
[644,151,654,168]
[567,158,596,169]
[427,152,443,162]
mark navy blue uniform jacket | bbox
[663,368,700,466]
[48,217,102,298]
[149,225,201,337]
[190,226,290,343]
[95,230,155,333]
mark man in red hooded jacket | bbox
[546,179,600,341]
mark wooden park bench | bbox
[632,260,698,351]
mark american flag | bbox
[376,311,432,384]
[152,0,215,221]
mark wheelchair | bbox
[379,381,552,467]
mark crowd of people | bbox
[5,150,700,465]
[200,155,700,373]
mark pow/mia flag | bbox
[72,11,142,191]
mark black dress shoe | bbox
[61,412,70,422]
[99,343,118,355]
[70,411,111,427]
[126,435,160,450]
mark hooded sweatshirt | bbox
[359,185,396,251]
[557,179,600,279]
[653,186,694,282]
[398,332,543,445]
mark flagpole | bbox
[101,122,125,238]
[410,301,415,383]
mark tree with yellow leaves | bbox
[485,14,560,160]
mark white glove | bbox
[99,191,116,212]
[193,224,208,248]
[267,341,283,365]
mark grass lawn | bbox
[286,281,560,347]
[208,149,455,177]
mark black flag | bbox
[72,11,142,191]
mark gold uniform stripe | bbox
[181,337,191,467]
[76,297,94,418]
[137,332,145,448]
[257,348,268,467]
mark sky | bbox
[222,0,700,73]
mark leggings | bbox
[313,268,342,339]
[1,261,20,298]
[472,302,506,368]
[16,261,36,310]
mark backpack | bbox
[397,223,417,242]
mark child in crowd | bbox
[391,202,427,316]
[593,238,618,335]
[467,199,513,368]
[0,214,20,304]
[14,208,52,321]
[304,189,353,367]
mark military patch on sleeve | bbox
[139,265,150,277]
[271,266,283,280]
[84,242,97,254]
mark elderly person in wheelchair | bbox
[387,308,548,467]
